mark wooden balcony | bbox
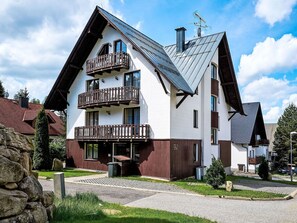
[86,52,130,75]
[78,86,139,109]
[255,139,269,146]
[211,111,218,128]
[248,156,262,165]
[75,124,150,141]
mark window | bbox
[114,40,127,53]
[124,71,140,88]
[97,43,109,56]
[86,111,99,126]
[86,79,99,91]
[211,63,217,79]
[211,95,217,112]
[124,107,140,125]
[193,110,198,128]
[193,144,199,162]
[211,128,218,144]
[85,143,98,159]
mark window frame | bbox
[86,111,99,126]
[211,63,218,80]
[211,95,217,112]
[114,39,127,53]
[193,110,198,128]
[211,128,218,145]
[97,43,110,56]
[85,143,99,160]
[124,70,141,88]
[86,78,100,92]
[193,144,199,162]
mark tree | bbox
[0,81,5,98]
[204,156,226,189]
[258,156,269,180]
[30,98,41,104]
[14,87,29,100]
[273,104,297,170]
[33,107,51,170]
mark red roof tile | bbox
[0,97,64,136]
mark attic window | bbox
[211,63,217,80]
[114,40,127,53]
[97,43,109,56]
[46,114,55,124]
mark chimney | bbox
[175,27,186,53]
[19,97,29,108]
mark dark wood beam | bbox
[176,92,187,96]
[221,82,235,86]
[154,69,168,94]
[69,64,83,70]
[87,30,102,39]
[57,89,69,106]
[176,95,188,109]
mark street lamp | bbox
[290,131,297,182]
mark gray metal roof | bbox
[164,33,224,92]
[231,102,266,144]
[98,7,193,94]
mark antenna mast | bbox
[193,11,207,37]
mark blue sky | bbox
[0,0,297,123]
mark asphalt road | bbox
[39,179,297,223]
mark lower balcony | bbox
[248,156,262,165]
[75,124,150,141]
[78,86,139,109]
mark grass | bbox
[53,193,214,223]
[37,168,101,179]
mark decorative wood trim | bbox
[176,95,188,109]
[57,89,69,106]
[69,64,83,70]
[154,69,168,94]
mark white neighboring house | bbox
[45,6,244,180]
[231,102,269,173]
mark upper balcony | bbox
[75,124,150,142]
[86,52,130,75]
[248,156,262,165]
[78,86,139,109]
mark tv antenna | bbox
[193,11,208,37]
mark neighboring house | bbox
[231,102,269,172]
[44,6,244,180]
[0,97,64,137]
[265,123,278,162]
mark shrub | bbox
[49,137,66,161]
[258,156,269,180]
[204,156,226,189]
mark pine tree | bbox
[14,87,29,100]
[33,107,51,170]
[273,104,297,170]
[258,156,269,180]
[204,156,226,189]
[0,81,5,98]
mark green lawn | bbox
[53,193,214,223]
[37,168,101,179]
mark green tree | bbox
[30,98,41,104]
[33,107,51,170]
[258,156,269,180]
[204,156,226,189]
[14,87,29,100]
[273,104,297,170]
[0,80,5,98]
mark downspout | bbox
[242,144,249,172]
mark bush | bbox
[49,137,66,162]
[258,156,269,180]
[204,156,226,189]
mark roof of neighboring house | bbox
[44,6,244,115]
[0,97,64,136]
[231,102,267,145]
[265,123,278,152]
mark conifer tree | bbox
[0,81,5,98]
[204,156,226,189]
[33,107,51,170]
[273,104,297,170]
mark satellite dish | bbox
[193,11,208,37]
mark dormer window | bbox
[211,63,217,80]
[97,43,109,56]
[114,40,127,53]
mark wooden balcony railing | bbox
[248,156,262,165]
[78,86,139,109]
[255,139,269,146]
[75,124,150,141]
[86,52,129,75]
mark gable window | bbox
[211,63,217,79]
[124,71,140,88]
[211,96,217,112]
[85,143,98,159]
[98,43,109,56]
[86,111,99,126]
[86,79,100,91]
[114,40,127,53]
[211,128,218,145]
[193,110,198,128]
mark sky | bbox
[0,0,297,123]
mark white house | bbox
[231,102,269,172]
[45,6,244,180]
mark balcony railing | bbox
[248,156,262,165]
[78,86,139,109]
[255,139,269,146]
[75,124,150,141]
[86,52,130,75]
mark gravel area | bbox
[77,177,193,194]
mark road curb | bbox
[284,188,297,200]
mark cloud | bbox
[238,34,297,85]
[133,21,143,31]
[255,0,297,26]
[263,107,282,123]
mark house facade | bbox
[45,7,244,180]
[231,102,269,172]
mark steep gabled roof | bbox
[45,6,243,115]
[231,102,267,144]
[0,97,64,136]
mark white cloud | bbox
[282,93,297,109]
[263,106,282,123]
[238,34,297,85]
[255,0,297,26]
[133,21,143,31]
